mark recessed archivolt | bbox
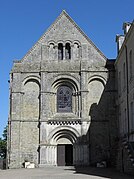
[54,131,75,144]
[22,76,40,86]
[65,40,72,45]
[88,75,107,87]
[51,75,80,93]
[48,40,56,46]
[73,40,81,46]
[48,40,80,47]
[48,126,80,144]
[57,40,72,46]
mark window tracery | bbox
[57,86,72,112]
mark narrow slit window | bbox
[65,43,71,59]
[58,43,63,60]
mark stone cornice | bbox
[47,120,82,125]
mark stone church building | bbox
[8,11,117,168]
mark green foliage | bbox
[0,139,6,158]
[0,126,7,159]
[2,126,7,141]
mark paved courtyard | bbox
[0,166,133,179]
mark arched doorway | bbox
[48,128,79,166]
[39,126,89,166]
[44,126,92,166]
[57,137,73,166]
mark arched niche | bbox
[88,78,105,105]
[48,42,55,60]
[73,41,81,59]
[22,78,40,120]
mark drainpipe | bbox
[125,45,130,141]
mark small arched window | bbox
[49,43,54,60]
[57,86,72,112]
[58,43,63,60]
[74,42,79,58]
[65,43,71,59]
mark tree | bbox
[2,126,7,141]
[0,126,7,159]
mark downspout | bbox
[125,45,130,141]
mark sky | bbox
[0,0,134,137]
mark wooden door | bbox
[57,144,65,166]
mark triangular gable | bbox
[20,10,107,62]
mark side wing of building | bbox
[115,22,134,174]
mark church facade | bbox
[8,11,117,168]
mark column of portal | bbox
[73,145,76,165]
[48,146,51,164]
[51,146,53,165]
[55,146,57,166]
[83,145,89,165]
[52,146,56,165]
[81,145,84,164]
[76,145,80,165]
[46,146,49,164]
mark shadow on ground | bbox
[64,166,133,179]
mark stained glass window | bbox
[57,86,72,112]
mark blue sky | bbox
[0,0,134,137]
